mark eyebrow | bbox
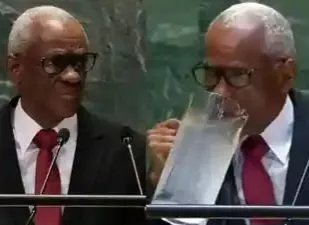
[45,49,87,56]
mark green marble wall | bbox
[261,0,309,88]
[0,0,308,132]
[146,0,309,131]
[0,0,147,131]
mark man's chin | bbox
[60,110,77,118]
[55,101,79,119]
[241,121,263,136]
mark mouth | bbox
[59,93,80,100]
[56,84,82,100]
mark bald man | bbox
[0,5,145,225]
[148,2,309,225]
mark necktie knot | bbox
[34,129,58,151]
[241,135,268,161]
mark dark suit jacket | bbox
[0,97,146,225]
[149,90,309,225]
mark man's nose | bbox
[61,66,82,84]
[212,77,231,98]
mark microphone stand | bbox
[123,136,144,196]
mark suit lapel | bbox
[66,107,106,195]
[62,106,109,224]
[210,165,246,225]
[0,97,29,225]
[216,165,240,206]
[283,90,309,205]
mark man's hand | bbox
[147,118,180,187]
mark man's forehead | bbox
[31,18,88,47]
[204,20,266,66]
[207,19,265,44]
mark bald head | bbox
[206,18,267,68]
[207,2,295,59]
[196,2,297,135]
[8,5,89,55]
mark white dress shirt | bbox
[166,95,294,225]
[12,99,78,195]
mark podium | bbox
[0,194,146,207]
[2,195,309,221]
[145,204,309,220]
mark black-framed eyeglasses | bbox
[40,52,98,76]
[191,61,254,90]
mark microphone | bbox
[120,126,144,195]
[25,128,70,225]
[57,128,70,145]
[283,158,309,225]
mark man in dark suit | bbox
[0,5,145,225]
[147,2,309,225]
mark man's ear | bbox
[275,58,295,94]
[281,58,296,93]
[7,54,22,86]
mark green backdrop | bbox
[0,0,307,133]
[146,0,309,131]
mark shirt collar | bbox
[12,99,78,154]
[260,95,294,164]
[236,96,294,164]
